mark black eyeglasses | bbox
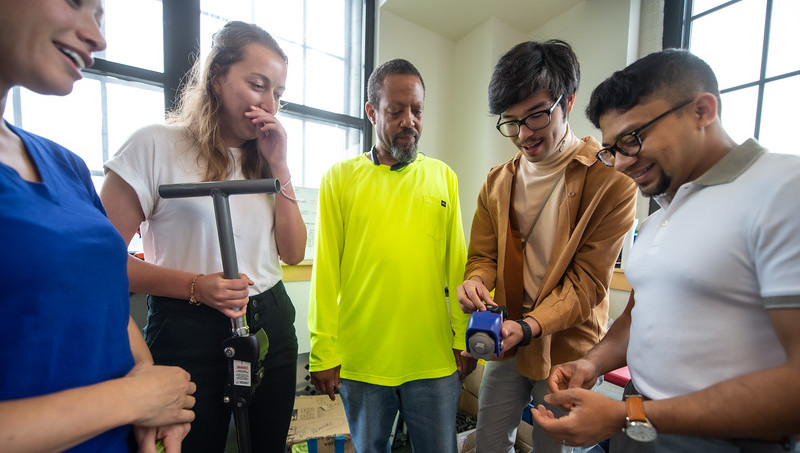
[596,97,695,167]
[496,95,563,137]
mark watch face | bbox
[626,421,657,442]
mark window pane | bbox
[7,75,164,193]
[766,0,800,78]
[280,115,362,189]
[17,79,104,172]
[692,0,731,15]
[255,1,304,45]
[106,81,166,160]
[307,50,346,113]
[101,0,164,72]
[199,0,364,117]
[719,86,759,145]
[281,42,305,105]
[202,0,251,22]
[305,121,361,189]
[308,0,346,57]
[689,0,765,90]
[2,88,17,124]
[281,116,305,184]
[759,75,800,155]
[200,0,305,63]
[199,13,227,63]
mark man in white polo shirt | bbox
[531,49,800,452]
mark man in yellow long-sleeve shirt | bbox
[308,58,474,453]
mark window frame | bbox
[663,0,800,140]
[658,0,799,214]
[84,0,375,155]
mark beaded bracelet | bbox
[189,273,204,306]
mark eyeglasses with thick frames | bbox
[596,97,695,167]
[496,95,563,137]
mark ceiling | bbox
[380,0,585,41]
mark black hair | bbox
[488,39,580,116]
[367,58,425,108]
[586,48,720,128]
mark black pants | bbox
[144,281,298,453]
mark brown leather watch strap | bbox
[625,395,647,422]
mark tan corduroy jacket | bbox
[465,136,637,380]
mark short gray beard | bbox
[390,140,418,164]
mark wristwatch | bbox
[515,319,532,346]
[624,395,657,442]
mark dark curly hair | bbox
[586,48,720,128]
[488,39,580,116]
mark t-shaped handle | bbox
[158,178,280,336]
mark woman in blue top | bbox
[0,1,196,452]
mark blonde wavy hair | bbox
[167,21,288,181]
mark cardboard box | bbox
[458,428,476,453]
[458,361,484,416]
[463,361,484,396]
[458,390,480,417]
[515,420,533,453]
[286,395,354,453]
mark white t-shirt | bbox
[104,124,281,295]
[625,140,800,400]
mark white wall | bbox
[286,281,311,353]
[528,0,641,139]
[375,12,456,162]
[450,18,527,235]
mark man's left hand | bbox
[530,388,626,447]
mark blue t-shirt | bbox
[0,123,134,452]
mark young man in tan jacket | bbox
[456,40,637,453]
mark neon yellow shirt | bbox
[308,152,468,386]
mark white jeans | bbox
[474,356,573,453]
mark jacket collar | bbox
[508,135,601,173]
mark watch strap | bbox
[515,319,532,346]
[625,395,647,422]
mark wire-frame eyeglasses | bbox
[596,97,695,167]
[496,95,563,137]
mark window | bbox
[3,0,374,190]
[664,0,800,154]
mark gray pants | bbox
[474,356,572,453]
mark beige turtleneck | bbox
[514,125,580,310]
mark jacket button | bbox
[568,192,576,197]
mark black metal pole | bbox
[158,178,280,453]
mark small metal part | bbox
[467,332,497,361]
